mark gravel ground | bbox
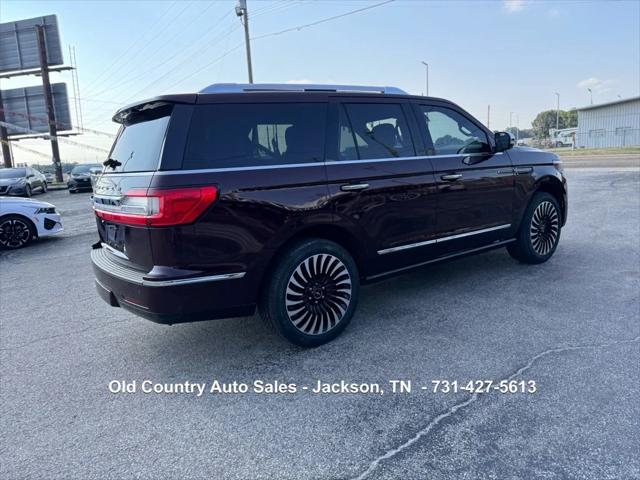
[1,168,638,480]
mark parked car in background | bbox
[0,197,63,249]
[68,164,102,193]
[0,167,47,197]
[91,83,567,347]
[43,172,55,183]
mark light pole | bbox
[555,92,560,130]
[421,61,429,96]
[587,88,593,105]
[236,0,254,83]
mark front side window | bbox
[184,103,327,169]
[419,106,490,156]
[340,103,415,160]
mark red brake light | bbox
[94,186,218,226]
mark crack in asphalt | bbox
[350,335,640,480]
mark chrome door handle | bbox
[340,183,369,192]
[440,174,462,181]
[514,167,533,175]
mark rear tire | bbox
[0,215,36,250]
[508,192,561,264]
[259,239,360,347]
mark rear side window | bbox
[339,103,415,160]
[183,103,327,169]
[109,104,172,173]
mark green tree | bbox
[532,109,577,138]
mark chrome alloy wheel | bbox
[0,218,31,249]
[285,253,352,335]
[530,200,559,256]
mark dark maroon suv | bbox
[91,83,567,346]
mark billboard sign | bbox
[0,15,63,73]
[0,83,72,136]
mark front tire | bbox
[41,182,48,193]
[0,215,36,250]
[508,192,561,264]
[259,239,360,347]
[24,185,32,198]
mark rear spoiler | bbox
[112,94,197,124]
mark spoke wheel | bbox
[530,200,559,256]
[285,253,352,335]
[0,217,33,249]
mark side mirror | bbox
[494,132,513,152]
[27,174,35,178]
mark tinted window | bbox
[108,106,171,173]
[419,106,490,155]
[184,103,327,169]
[0,168,26,178]
[340,103,415,159]
[338,106,358,161]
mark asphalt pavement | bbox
[1,168,639,480]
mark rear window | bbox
[183,103,327,169]
[107,105,171,173]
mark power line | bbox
[85,1,196,95]
[161,0,396,93]
[0,121,110,154]
[1,139,50,159]
[89,7,235,99]
[251,0,395,41]
[120,22,242,103]
[82,1,178,93]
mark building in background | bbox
[576,96,640,148]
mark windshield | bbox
[107,104,172,173]
[71,165,101,174]
[0,168,26,179]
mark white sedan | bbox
[0,197,63,249]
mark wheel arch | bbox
[257,223,367,300]
[534,175,566,223]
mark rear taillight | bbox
[94,186,218,227]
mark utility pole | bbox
[510,111,514,134]
[421,61,429,96]
[555,92,560,130]
[487,104,490,129]
[0,88,13,168]
[587,88,593,105]
[36,25,63,182]
[236,0,254,84]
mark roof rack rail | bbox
[199,83,408,95]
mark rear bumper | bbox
[91,246,255,324]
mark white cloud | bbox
[286,79,313,84]
[577,77,616,93]
[503,0,525,13]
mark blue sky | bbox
[1,0,639,164]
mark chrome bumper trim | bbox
[91,247,245,287]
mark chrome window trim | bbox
[150,152,503,176]
[377,224,512,255]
